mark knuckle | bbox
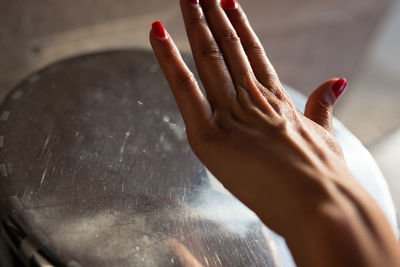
[200,43,224,61]
[172,73,197,90]
[264,82,279,95]
[319,97,333,109]
[236,87,256,112]
[163,46,181,62]
[273,87,289,102]
[234,87,269,122]
[308,90,334,110]
[242,42,265,56]
[188,12,205,25]
[218,29,241,45]
[309,94,332,112]
[273,117,289,133]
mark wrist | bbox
[251,171,339,234]
[266,175,400,267]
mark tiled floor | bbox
[0,0,398,209]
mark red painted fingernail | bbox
[152,21,167,39]
[189,0,198,4]
[332,78,347,98]
[221,0,237,9]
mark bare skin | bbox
[149,0,400,266]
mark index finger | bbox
[222,0,292,103]
[150,22,212,134]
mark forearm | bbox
[274,177,400,267]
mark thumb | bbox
[304,78,347,134]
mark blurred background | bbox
[0,0,399,210]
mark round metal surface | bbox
[0,50,280,267]
[0,50,397,267]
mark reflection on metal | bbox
[0,50,397,267]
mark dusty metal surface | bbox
[0,50,397,267]
[0,50,280,266]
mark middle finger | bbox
[199,0,255,88]
[180,0,237,110]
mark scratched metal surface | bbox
[0,50,397,267]
[0,50,280,267]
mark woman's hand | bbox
[150,0,400,266]
[150,0,353,229]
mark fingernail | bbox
[332,78,347,98]
[152,21,167,39]
[189,0,198,4]
[221,0,237,9]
